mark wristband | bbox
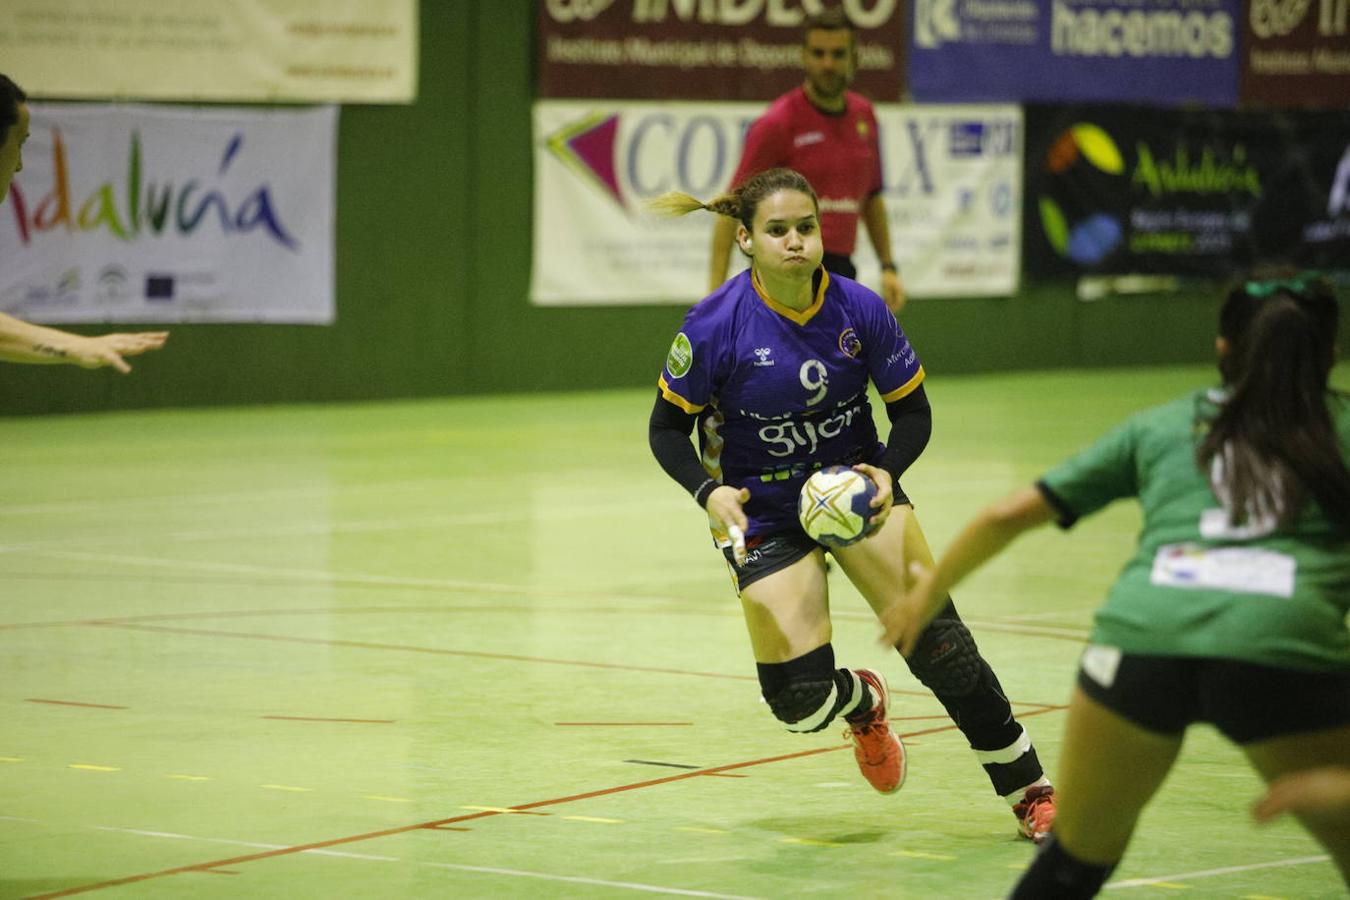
[693,478,719,508]
[880,262,898,273]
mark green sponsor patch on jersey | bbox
[666,332,693,378]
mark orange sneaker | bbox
[1014,784,1056,843]
[843,669,906,794]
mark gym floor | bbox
[1,364,1344,898]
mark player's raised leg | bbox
[740,548,904,793]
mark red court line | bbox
[26,705,1067,898]
[87,622,763,683]
[80,622,975,700]
[25,699,127,710]
[261,716,395,725]
[555,722,693,726]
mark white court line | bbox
[1104,854,1333,888]
[0,479,460,518]
[417,861,763,898]
[11,818,761,898]
[3,547,698,607]
[0,496,688,553]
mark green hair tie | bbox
[1243,272,1324,298]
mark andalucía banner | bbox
[1023,105,1350,278]
[0,104,337,325]
[532,100,1022,305]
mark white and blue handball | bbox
[797,466,879,547]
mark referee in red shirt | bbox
[708,8,906,313]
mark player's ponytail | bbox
[646,168,818,234]
[1197,274,1350,531]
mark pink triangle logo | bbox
[547,112,624,209]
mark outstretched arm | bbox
[879,485,1057,655]
[0,312,168,373]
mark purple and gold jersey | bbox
[658,269,924,537]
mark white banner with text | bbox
[2,0,416,104]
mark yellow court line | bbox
[69,764,120,772]
[1151,884,1191,891]
[894,850,958,861]
[363,795,413,803]
[562,816,624,824]
[260,784,313,792]
[459,805,544,815]
[779,837,842,847]
[166,774,212,781]
[675,826,728,834]
[0,757,22,763]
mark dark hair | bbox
[0,74,27,146]
[646,168,819,234]
[1196,273,1349,530]
[803,7,856,45]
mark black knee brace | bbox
[758,644,866,734]
[907,616,987,699]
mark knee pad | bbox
[908,618,987,699]
[765,677,841,733]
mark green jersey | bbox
[1039,388,1350,671]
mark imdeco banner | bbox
[531,100,1022,305]
[1242,0,1350,107]
[1,0,416,104]
[538,0,905,101]
[0,104,337,325]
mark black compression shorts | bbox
[722,490,912,594]
[1076,648,1350,744]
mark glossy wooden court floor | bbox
[2,365,1345,898]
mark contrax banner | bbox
[1023,105,1350,278]
[1,0,416,104]
[0,104,337,325]
[532,100,1022,305]
[538,0,905,101]
[910,0,1240,106]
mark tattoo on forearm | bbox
[32,343,70,359]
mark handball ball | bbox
[798,466,879,548]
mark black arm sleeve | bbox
[648,390,719,508]
[878,384,933,482]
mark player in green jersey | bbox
[880,272,1350,896]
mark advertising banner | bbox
[910,0,1240,106]
[1,0,416,104]
[1023,105,1350,278]
[1242,0,1350,107]
[0,104,337,325]
[531,100,1022,305]
[538,0,905,101]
